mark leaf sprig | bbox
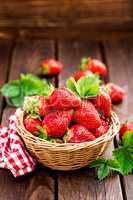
[1,74,54,107]
[67,74,101,98]
[89,131,133,180]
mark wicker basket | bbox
[16,109,120,171]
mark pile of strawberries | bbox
[23,57,125,143]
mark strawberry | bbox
[73,101,101,129]
[80,57,107,76]
[64,124,96,143]
[74,70,93,81]
[94,119,109,138]
[42,110,73,137]
[24,115,42,136]
[23,96,49,116]
[41,58,63,75]
[49,87,81,110]
[96,90,112,117]
[119,121,133,139]
[106,83,125,103]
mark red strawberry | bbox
[73,101,101,129]
[119,121,133,139]
[42,110,73,137]
[49,87,81,110]
[74,70,93,81]
[80,57,107,76]
[94,119,109,138]
[23,96,49,116]
[64,124,96,143]
[41,58,63,75]
[24,115,42,136]
[96,90,112,117]
[106,83,125,103]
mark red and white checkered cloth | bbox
[0,109,36,177]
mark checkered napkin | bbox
[0,109,36,177]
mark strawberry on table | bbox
[119,121,133,139]
[24,115,42,136]
[80,57,107,76]
[49,87,81,110]
[42,110,73,137]
[41,58,63,75]
[105,83,125,103]
[64,124,96,143]
[73,101,101,129]
[74,70,93,81]
[94,119,109,138]
[96,90,112,117]
[23,96,50,116]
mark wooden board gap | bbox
[98,41,109,83]
[119,175,128,200]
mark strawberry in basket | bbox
[24,114,42,136]
[64,125,96,143]
[23,96,50,116]
[42,110,73,137]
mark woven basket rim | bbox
[16,109,120,150]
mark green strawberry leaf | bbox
[10,94,24,107]
[67,74,100,99]
[1,73,54,107]
[1,80,20,97]
[97,164,109,181]
[113,146,133,175]
[90,158,121,180]
[66,77,78,95]
[76,74,100,98]
[37,125,48,140]
[80,57,91,71]
[81,57,89,65]
[21,74,54,97]
[122,131,133,147]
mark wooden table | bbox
[0,37,133,200]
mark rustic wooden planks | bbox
[0,0,133,34]
[58,40,123,200]
[0,39,13,118]
[1,39,56,200]
[104,40,133,200]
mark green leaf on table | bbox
[76,74,100,98]
[90,158,121,180]
[1,80,20,97]
[1,73,55,107]
[11,94,24,107]
[113,147,133,175]
[21,74,53,97]
[112,131,133,175]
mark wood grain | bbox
[0,39,13,118]
[58,40,123,200]
[0,39,56,200]
[104,39,133,200]
[0,0,132,30]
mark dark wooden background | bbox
[0,0,133,40]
